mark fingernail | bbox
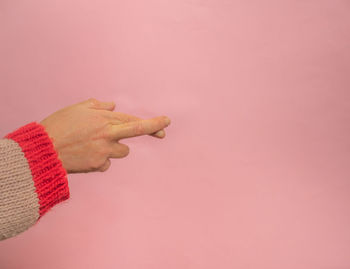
[164,117,171,125]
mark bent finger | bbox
[109,142,130,158]
[81,98,116,111]
[99,159,111,172]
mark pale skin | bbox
[39,98,171,173]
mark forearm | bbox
[0,122,70,241]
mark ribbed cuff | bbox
[4,122,70,218]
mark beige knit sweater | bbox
[0,122,70,241]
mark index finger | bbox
[110,116,171,140]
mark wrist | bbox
[4,122,70,217]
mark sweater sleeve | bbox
[0,122,70,241]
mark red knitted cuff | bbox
[4,122,70,218]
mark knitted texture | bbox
[4,122,70,217]
[0,139,40,240]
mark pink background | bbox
[1,0,350,268]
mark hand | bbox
[39,98,171,173]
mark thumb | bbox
[85,98,116,111]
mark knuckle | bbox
[98,166,106,172]
[134,122,144,135]
[103,124,114,139]
[99,160,111,172]
[123,145,130,156]
[88,98,98,105]
[114,143,130,158]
